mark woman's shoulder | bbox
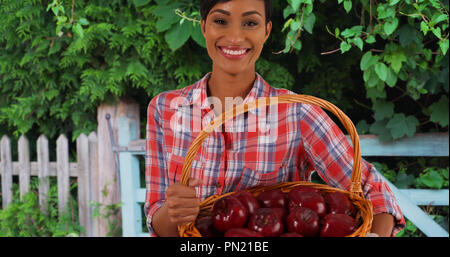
[147,83,200,113]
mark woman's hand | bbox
[166,178,202,226]
[152,178,202,237]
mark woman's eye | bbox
[214,19,226,25]
[245,21,258,27]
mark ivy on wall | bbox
[0,0,448,143]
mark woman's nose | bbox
[224,24,245,45]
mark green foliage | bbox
[373,157,449,237]
[0,0,448,143]
[0,178,83,237]
[90,184,123,237]
[151,0,449,141]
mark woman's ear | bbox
[264,21,272,43]
[201,19,206,36]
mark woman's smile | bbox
[218,46,251,60]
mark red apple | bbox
[280,232,303,237]
[195,216,222,237]
[272,207,287,222]
[211,195,248,232]
[288,185,320,195]
[320,213,357,237]
[257,189,287,209]
[324,192,356,216]
[248,208,284,237]
[286,207,320,237]
[224,228,263,237]
[288,191,327,217]
[235,191,260,216]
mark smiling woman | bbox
[201,0,272,114]
[145,0,405,238]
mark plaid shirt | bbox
[145,73,405,237]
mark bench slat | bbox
[353,133,449,157]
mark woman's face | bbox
[201,0,272,76]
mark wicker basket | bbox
[178,94,373,237]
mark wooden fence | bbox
[0,133,99,236]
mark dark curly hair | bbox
[200,0,272,24]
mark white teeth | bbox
[222,48,246,55]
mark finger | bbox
[169,206,200,218]
[166,184,197,198]
[171,214,199,227]
[188,178,202,187]
[167,197,201,209]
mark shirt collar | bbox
[181,72,271,109]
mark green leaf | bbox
[292,40,302,50]
[340,41,351,53]
[384,51,407,74]
[132,0,150,7]
[343,0,352,13]
[72,23,84,38]
[420,21,429,35]
[360,51,379,70]
[428,96,449,127]
[191,24,206,48]
[386,113,419,139]
[439,39,449,55]
[370,119,393,142]
[165,20,193,51]
[377,5,396,19]
[389,0,401,5]
[398,25,420,47]
[365,35,376,44]
[431,27,442,39]
[78,18,89,26]
[153,4,179,32]
[418,169,445,189]
[385,67,398,87]
[366,87,387,102]
[384,18,399,35]
[374,62,389,81]
[395,171,415,189]
[283,6,295,19]
[291,0,302,12]
[303,13,316,34]
[352,37,364,51]
[373,100,394,121]
[290,20,301,31]
[356,120,370,134]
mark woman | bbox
[145,0,405,237]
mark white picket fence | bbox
[0,133,98,236]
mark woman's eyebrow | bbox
[209,9,262,18]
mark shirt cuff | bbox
[367,184,406,237]
[144,200,165,237]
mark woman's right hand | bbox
[165,178,202,227]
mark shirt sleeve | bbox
[299,104,406,236]
[144,95,169,237]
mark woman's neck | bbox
[207,67,256,115]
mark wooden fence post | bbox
[1,135,13,209]
[18,135,31,199]
[88,132,100,237]
[97,97,140,236]
[37,135,50,214]
[57,134,70,217]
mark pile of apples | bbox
[195,186,358,237]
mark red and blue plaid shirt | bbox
[145,73,405,237]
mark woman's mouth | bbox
[218,46,250,60]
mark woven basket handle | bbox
[180,94,363,194]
